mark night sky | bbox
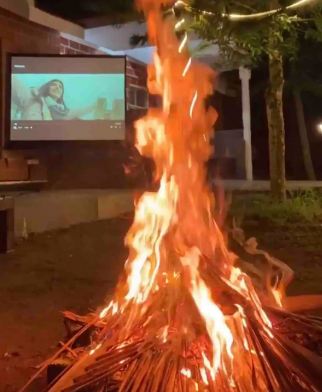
[35,0,136,26]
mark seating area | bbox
[0,157,47,185]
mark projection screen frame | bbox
[5,53,127,148]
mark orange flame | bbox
[181,247,233,378]
[111,0,275,387]
[124,175,178,303]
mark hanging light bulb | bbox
[317,123,322,134]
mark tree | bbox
[285,26,322,180]
[293,87,316,180]
[181,0,322,200]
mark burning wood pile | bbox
[21,0,322,391]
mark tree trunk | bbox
[266,47,286,201]
[293,89,316,180]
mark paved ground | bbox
[0,217,129,392]
[0,216,321,391]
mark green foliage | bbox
[283,5,322,95]
[130,34,148,47]
[305,5,322,41]
[184,0,322,67]
[231,189,322,225]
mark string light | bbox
[225,0,315,21]
[174,0,316,22]
[175,18,185,30]
[174,0,187,7]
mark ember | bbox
[22,0,322,391]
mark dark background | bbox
[36,0,137,27]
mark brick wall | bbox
[126,61,147,88]
[0,7,149,189]
[58,35,147,89]
[59,35,148,111]
[60,36,100,56]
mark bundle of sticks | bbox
[20,228,322,392]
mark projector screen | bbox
[9,55,126,141]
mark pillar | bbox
[239,66,253,181]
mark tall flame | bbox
[115,0,275,384]
[181,247,233,378]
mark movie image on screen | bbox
[9,56,126,141]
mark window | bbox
[127,85,148,109]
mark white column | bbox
[239,67,253,181]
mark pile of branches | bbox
[21,230,322,392]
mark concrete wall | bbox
[29,6,84,38]
[13,189,134,236]
[0,0,29,18]
[0,0,84,37]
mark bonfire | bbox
[22,1,322,391]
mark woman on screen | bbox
[12,78,97,120]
